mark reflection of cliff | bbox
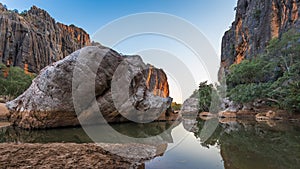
[192,119,300,169]
[220,125,300,169]
[0,122,179,168]
[0,122,180,144]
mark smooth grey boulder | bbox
[6,46,172,129]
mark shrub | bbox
[12,9,18,13]
[0,64,35,98]
[171,102,182,111]
[225,29,300,113]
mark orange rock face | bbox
[0,4,91,73]
[219,0,300,79]
[145,65,169,98]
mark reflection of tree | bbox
[192,119,300,169]
[221,125,300,169]
[111,121,176,138]
[193,119,224,148]
[0,126,93,143]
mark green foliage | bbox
[227,59,270,88]
[226,29,300,113]
[12,9,18,13]
[266,29,300,72]
[229,83,272,104]
[269,62,300,112]
[197,81,222,113]
[171,102,182,111]
[198,81,212,112]
[0,64,34,98]
[0,63,6,71]
[20,10,28,16]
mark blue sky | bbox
[1,0,237,54]
[1,0,238,102]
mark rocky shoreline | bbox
[0,143,165,169]
[198,108,300,122]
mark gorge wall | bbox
[220,0,300,76]
[0,4,91,73]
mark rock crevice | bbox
[0,4,91,73]
[220,0,300,77]
[6,46,174,129]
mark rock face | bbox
[220,0,300,76]
[0,4,90,73]
[180,97,199,117]
[0,103,8,120]
[6,46,172,129]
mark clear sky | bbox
[1,0,238,103]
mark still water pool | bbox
[1,119,300,169]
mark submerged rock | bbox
[6,46,174,129]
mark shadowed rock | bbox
[6,46,174,129]
[219,0,300,78]
[0,4,90,73]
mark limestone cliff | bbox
[0,4,90,73]
[220,0,300,76]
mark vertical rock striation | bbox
[220,0,300,77]
[0,4,90,73]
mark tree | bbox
[229,83,272,104]
[0,64,35,98]
[171,102,182,111]
[198,81,213,112]
[20,10,28,16]
[266,29,300,73]
[12,9,18,13]
[225,29,300,113]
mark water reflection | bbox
[191,119,300,169]
[0,121,178,144]
[1,119,300,169]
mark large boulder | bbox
[180,97,199,117]
[6,46,173,129]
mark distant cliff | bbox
[220,0,300,76]
[0,4,91,73]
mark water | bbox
[1,119,300,169]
